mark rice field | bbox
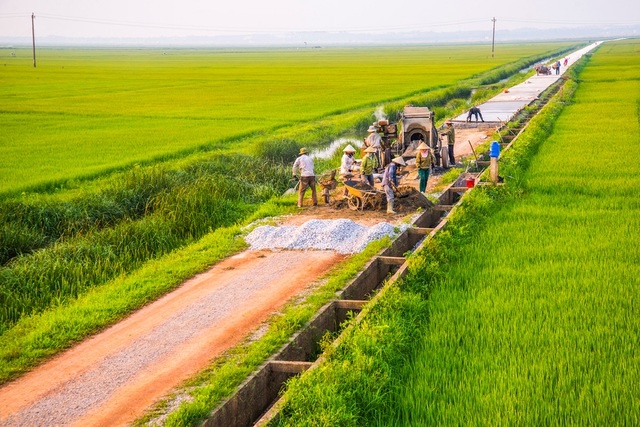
[383,39,640,425]
[0,43,571,193]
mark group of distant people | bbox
[292,116,464,213]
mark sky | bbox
[0,0,639,40]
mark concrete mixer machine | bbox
[368,105,443,167]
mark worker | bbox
[415,142,435,194]
[340,144,358,195]
[441,119,456,167]
[292,147,317,208]
[382,156,405,214]
[467,106,484,123]
[563,57,569,67]
[364,125,382,169]
[554,60,561,75]
[360,146,378,187]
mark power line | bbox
[31,12,490,34]
[501,18,639,26]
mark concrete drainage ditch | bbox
[200,179,471,427]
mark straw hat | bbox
[343,144,356,153]
[392,156,406,166]
[299,147,308,155]
[364,146,377,153]
[367,125,377,133]
[417,142,429,150]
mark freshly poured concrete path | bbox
[453,42,603,125]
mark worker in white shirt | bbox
[292,147,318,208]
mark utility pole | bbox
[31,13,36,68]
[491,17,496,58]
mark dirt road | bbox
[0,250,345,427]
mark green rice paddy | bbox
[1,43,569,193]
[385,39,640,425]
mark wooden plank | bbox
[408,227,434,235]
[434,204,454,211]
[377,256,405,265]
[335,300,367,310]
[269,361,313,374]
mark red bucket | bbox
[466,178,475,188]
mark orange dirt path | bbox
[0,249,345,427]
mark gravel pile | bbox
[245,219,405,254]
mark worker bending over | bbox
[467,106,484,123]
[292,147,317,208]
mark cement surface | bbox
[453,41,603,125]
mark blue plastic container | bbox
[490,141,500,158]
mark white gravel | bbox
[245,219,406,254]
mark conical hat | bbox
[392,156,406,166]
[417,142,429,150]
[343,144,356,153]
[364,146,377,153]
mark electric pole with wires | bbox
[31,13,36,67]
[491,17,496,58]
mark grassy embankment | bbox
[273,39,640,425]
[0,43,579,385]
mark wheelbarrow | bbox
[343,180,384,211]
[318,169,338,204]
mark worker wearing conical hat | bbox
[360,146,378,187]
[415,141,435,194]
[382,156,405,214]
[364,124,383,172]
[292,147,317,208]
[364,125,382,149]
[340,144,359,195]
